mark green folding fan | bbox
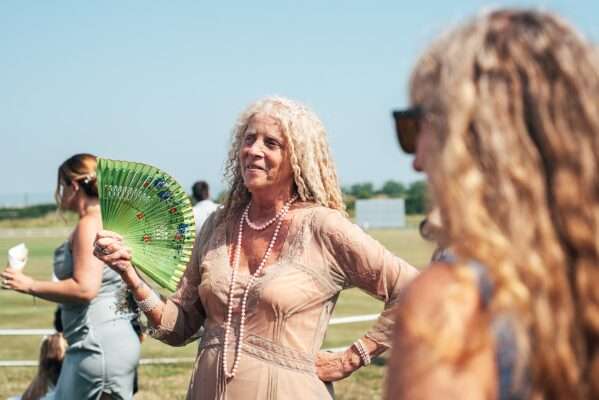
[97,158,196,291]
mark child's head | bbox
[21,333,67,400]
[39,333,67,384]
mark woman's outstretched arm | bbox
[2,215,104,303]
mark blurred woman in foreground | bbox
[387,9,599,399]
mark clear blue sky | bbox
[2,1,598,204]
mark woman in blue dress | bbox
[2,153,140,399]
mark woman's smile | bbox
[239,113,293,193]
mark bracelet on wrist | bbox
[352,339,371,366]
[135,287,162,313]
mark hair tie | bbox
[82,174,96,185]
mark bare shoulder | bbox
[72,213,102,246]
[388,262,497,399]
[396,262,482,336]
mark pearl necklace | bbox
[245,197,297,230]
[222,196,298,381]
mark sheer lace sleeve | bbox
[316,209,419,348]
[149,212,219,346]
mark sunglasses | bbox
[392,106,423,154]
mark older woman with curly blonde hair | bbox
[387,9,599,400]
[95,96,418,399]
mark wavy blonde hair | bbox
[220,96,345,220]
[411,10,599,399]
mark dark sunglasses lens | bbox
[394,114,419,154]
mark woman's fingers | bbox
[103,253,134,275]
[1,269,15,279]
[94,236,122,250]
[1,270,12,289]
[112,260,134,274]
[106,247,132,262]
[96,230,123,240]
[314,351,350,382]
[95,245,132,264]
[93,232,122,259]
[91,231,135,276]
[94,238,120,253]
[94,238,133,258]
[2,269,34,293]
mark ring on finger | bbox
[95,245,109,255]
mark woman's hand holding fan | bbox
[94,229,165,328]
[94,158,196,291]
[93,231,135,276]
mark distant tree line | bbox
[216,179,428,215]
[0,180,427,221]
[0,204,57,220]
[343,180,427,215]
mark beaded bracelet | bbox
[134,285,162,313]
[353,339,371,366]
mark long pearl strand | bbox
[222,195,298,381]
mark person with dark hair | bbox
[191,180,219,234]
[52,306,62,333]
[387,9,599,399]
[2,153,140,399]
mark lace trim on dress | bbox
[200,327,316,375]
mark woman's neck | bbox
[75,195,100,218]
[249,188,295,221]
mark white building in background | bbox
[356,198,405,229]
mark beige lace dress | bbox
[151,204,417,400]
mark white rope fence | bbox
[0,329,55,336]
[0,314,378,367]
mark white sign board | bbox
[356,198,405,229]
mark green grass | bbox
[0,211,78,228]
[0,225,433,399]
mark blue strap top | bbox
[468,260,530,400]
[435,250,530,400]
[53,241,131,344]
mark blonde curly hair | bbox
[220,96,345,220]
[411,9,599,399]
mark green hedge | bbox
[342,180,428,215]
[0,204,57,220]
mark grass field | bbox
[0,216,433,399]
